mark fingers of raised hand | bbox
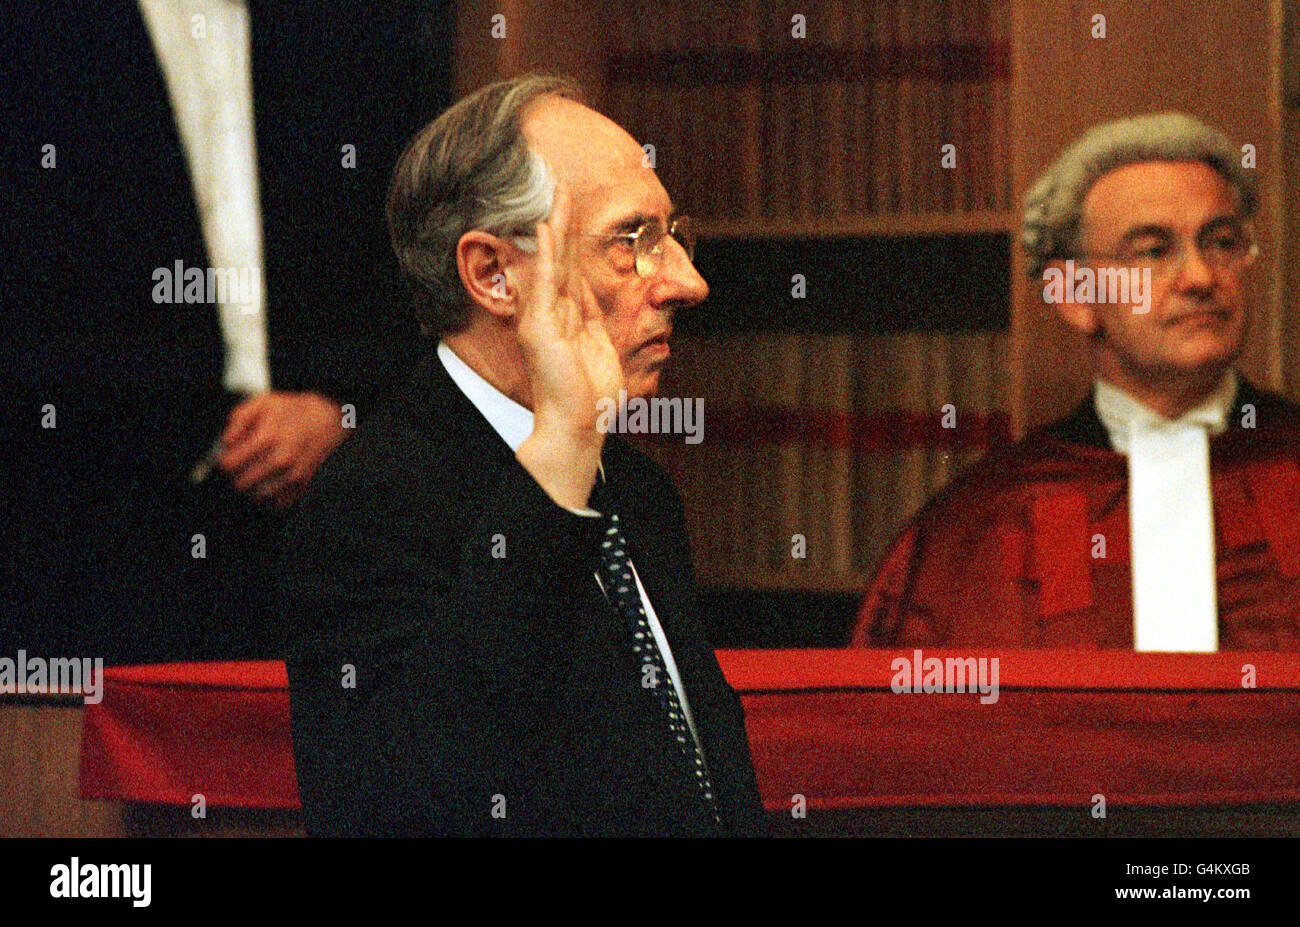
[574,274,603,325]
[548,183,572,269]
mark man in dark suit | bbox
[3,1,450,662]
[281,75,767,836]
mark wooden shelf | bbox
[605,42,1011,84]
[695,211,1014,241]
[698,568,870,595]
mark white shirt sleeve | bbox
[138,0,271,395]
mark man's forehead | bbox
[1082,160,1238,235]
[522,97,670,227]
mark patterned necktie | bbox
[590,474,722,824]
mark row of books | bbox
[643,330,1009,592]
[601,0,1013,221]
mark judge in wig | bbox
[854,112,1300,651]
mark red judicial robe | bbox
[852,379,1300,649]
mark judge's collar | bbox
[1094,369,1238,455]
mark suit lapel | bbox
[599,440,676,616]
[400,350,521,465]
[600,439,717,689]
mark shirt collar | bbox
[436,341,535,452]
[1095,369,1238,454]
[436,341,608,511]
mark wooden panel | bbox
[453,0,604,98]
[0,700,124,837]
[1283,0,1300,396]
[646,330,1009,592]
[600,0,1012,225]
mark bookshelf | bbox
[453,0,1292,599]
[695,210,1014,240]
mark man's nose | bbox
[653,236,708,308]
[1169,244,1216,292]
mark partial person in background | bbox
[2,1,449,662]
[854,112,1300,651]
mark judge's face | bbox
[522,99,708,399]
[1068,160,1251,385]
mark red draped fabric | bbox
[79,662,298,808]
[79,651,1300,811]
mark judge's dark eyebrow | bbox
[1196,214,1246,236]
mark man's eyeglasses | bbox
[513,215,696,279]
[1074,220,1259,279]
[597,216,696,279]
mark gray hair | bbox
[1022,112,1257,279]
[387,74,585,337]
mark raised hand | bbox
[516,185,624,436]
[514,185,621,509]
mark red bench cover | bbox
[78,650,1300,810]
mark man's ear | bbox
[456,231,521,320]
[1040,258,1100,336]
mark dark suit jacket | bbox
[5,0,449,402]
[1,1,451,661]
[281,352,768,836]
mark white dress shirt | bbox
[1095,371,1237,652]
[437,342,703,748]
[138,0,271,395]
